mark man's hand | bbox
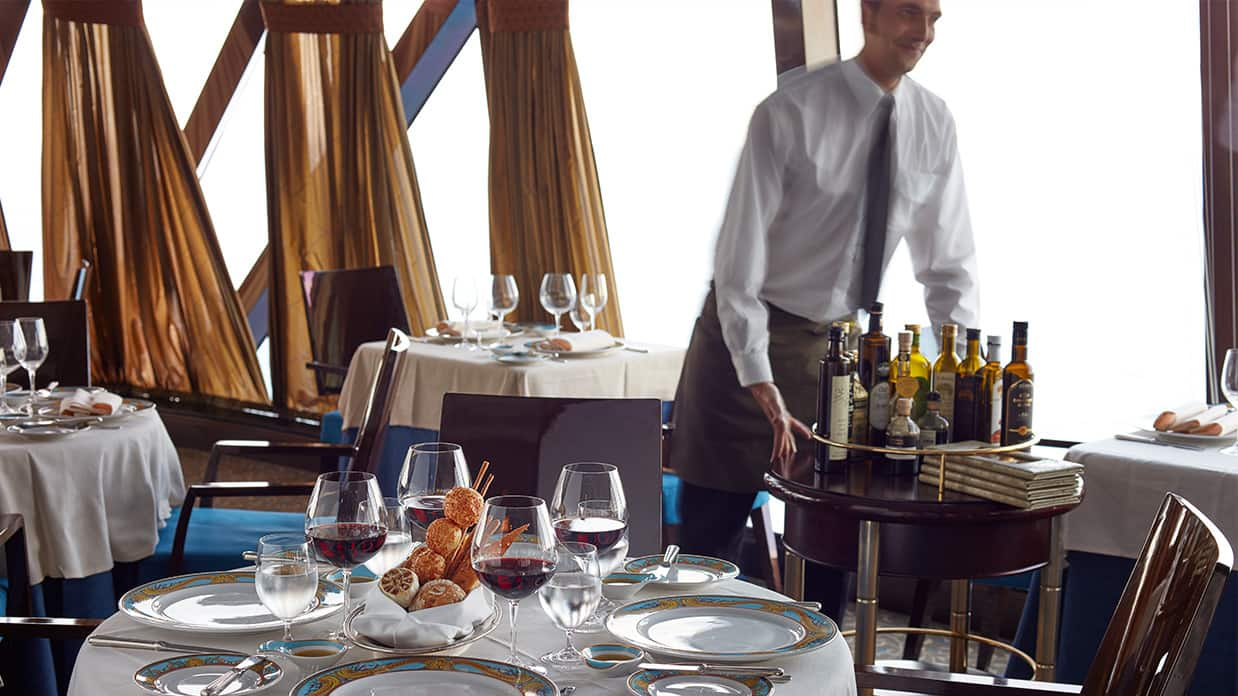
[747,382,813,465]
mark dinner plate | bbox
[624,554,740,590]
[134,653,283,695]
[528,339,625,358]
[343,602,503,655]
[627,670,774,696]
[289,656,559,695]
[120,571,345,633]
[37,397,156,422]
[4,419,93,438]
[425,323,521,344]
[606,594,837,663]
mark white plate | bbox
[528,339,625,358]
[120,571,345,633]
[288,656,558,695]
[1132,425,1236,445]
[134,653,283,695]
[624,554,740,590]
[628,670,773,696]
[343,603,503,655]
[606,594,837,663]
[425,324,520,344]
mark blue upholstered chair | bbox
[145,329,410,580]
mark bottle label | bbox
[896,376,918,399]
[1005,379,1034,442]
[850,381,869,449]
[828,375,851,460]
[936,373,957,422]
[869,383,892,430]
[918,428,939,448]
[989,378,1003,443]
[885,432,918,460]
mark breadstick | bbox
[473,460,491,490]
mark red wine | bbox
[553,517,627,552]
[474,557,557,600]
[308,523,387,568]
[401,494,446,531]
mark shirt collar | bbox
[842,58,910,114]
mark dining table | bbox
[67,574,857,695]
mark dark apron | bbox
[670,289,833,493]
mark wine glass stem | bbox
[553,312,562,335]
[507,599,520,665]
[564,628,575,653]
[339,568,353,640]
[283,619,293,642]
[26,368,35,413]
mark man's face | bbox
[862,0,941,76]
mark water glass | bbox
[0,321,25,399]
[364,497,416,576]
[16,317,47,407]
[568,301,589,332]
[398,442,470,532]
[490,274,519,326]
[255,533,318,641]
[1221,349,1238,456]
[452,276,480,350]
[578,273,608,331]
[306,471,387,641]
[538,542,601,669]
[539,273,576,336]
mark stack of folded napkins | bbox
[544,329,616,352]
[1152,402,1238,436]
[918,442,1083,510]
[434,319,504,339]
[59,389,124,416]
[351,585,492,648]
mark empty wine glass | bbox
[538,542,601,669]
[452,276,479,350]
[568,300,589,332]
[471,495,557,670]
[539,273,576,336]
[364,497,415,576]
[490,274,519,328]
[0,321,25,402]
[1220,349,1238,456]
[255,533,318,641]
[398,443,470,532]
[306,471,387,641]
[578,273,608,331]
[17,317,47,409]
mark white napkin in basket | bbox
[352,586,492,649]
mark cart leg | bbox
[1035,516,1064,681]
[949,579,972,672]
[856,520,881,696]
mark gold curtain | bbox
[263,0,446,414]
[41,0,268,405]
[0,202,9,250]
[479,0,622,335]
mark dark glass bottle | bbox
[952,328,985,442]
[917,391,950,447]
[979,336,1003,444]
[1001,322,1034,445]
[867,362,892,448]
[858,302,891,394]
[815,326,853,473]
[882,397,921,476]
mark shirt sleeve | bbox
[903,110,980,346]
[713,100,788,387]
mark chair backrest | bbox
[300,266,411,395]
[1083,493,1233,696]
[0,251,33,302]
[349,328,410,476]
[439,394,663,556]
[0,301,89,388]
[70,259,91,301]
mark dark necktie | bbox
[859,94,895,309]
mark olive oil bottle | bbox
[979,336,1003,444]
[1001,322,1034,445]
[904,324,932,420]
[858,303,891,394]
[952,329,985,441]
[815,326,852,472]
[932,323,960,428]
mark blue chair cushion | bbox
[661,472,769,526]
[0,576,6,615]
[320,410,344,444]
[142,507,305,583]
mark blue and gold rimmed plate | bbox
[120,571,344,633]
[624,554,739,590]
[627,669,774,696]
[289,656,558,695]
[606,594,837,663]
[134,653,282,695]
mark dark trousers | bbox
[680,481,852,621]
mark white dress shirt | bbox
[714,58,979,387]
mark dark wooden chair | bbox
[438,394,663,557]
[300,266,410,396]
[856,493,1233,696]
[69,259,90,301]
[0,301,89,388]
[161,328,410,575]
[0,251,32,302]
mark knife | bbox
[639,662,787,678]
[1114,433,1204,451]
[201,654,269,696]
[87,634,245,656]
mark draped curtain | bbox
[479,0,623,335]
[42,0,268,404]
[263,0,446,414]
[0,0,29,252]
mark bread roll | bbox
[413,549,446,581]
[413,579,466,609]
[426,518,464,557]
[444,487,484,528]
[379,567,419,609]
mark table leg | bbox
[1035,516,1064,681]
[949,579,971,672]
[856,520,880,696]
[784,549,806,601]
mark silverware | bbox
[87,634,245,656]
[788,600,822,611]
[559,687,576,696]
[201,653,268,696]
[1115,433,1204,451]
[624,346,650,354]
[652,544,680,582]
[639,662,789,681]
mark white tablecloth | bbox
[337,339,686,431]
[68,577,856,695]
[0,409,184,583]
[1062,438,1238,559]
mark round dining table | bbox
[68,576,857,695]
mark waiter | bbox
[671,0,979,568]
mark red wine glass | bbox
[305,470,387,641]
[471,495,557,670]
[397,442,470,533]
[550,462,628,629]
